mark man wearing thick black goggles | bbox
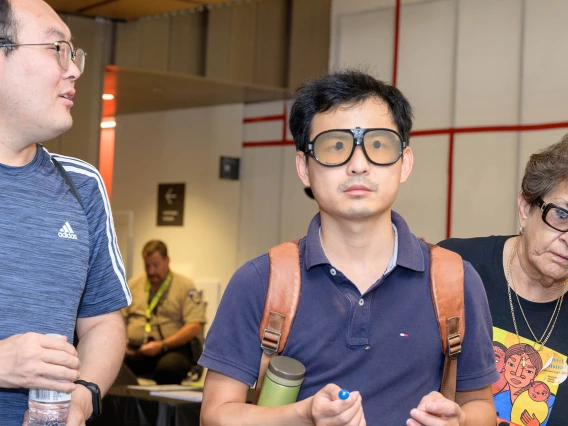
[305,127,407,167]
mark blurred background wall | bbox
[45,0,568,328]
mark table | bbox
[89,385,201,426]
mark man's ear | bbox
[296,151,311,187]
[399,147,414,183]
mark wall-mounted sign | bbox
[157,183,185,226]
[219,156,240,180]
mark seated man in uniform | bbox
[123,240,206,384]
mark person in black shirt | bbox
[439,134,568,426]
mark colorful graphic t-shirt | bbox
[439,235,568,426]
[491,329,565,425]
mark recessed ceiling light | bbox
[101,121,116,129]
[102,94,115,100]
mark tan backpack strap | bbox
[253,240,302,405]
[429,244,465,401]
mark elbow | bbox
[200,404,217,426]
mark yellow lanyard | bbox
[144,272,172,334]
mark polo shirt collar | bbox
[304,211,425,272]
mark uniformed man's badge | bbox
[188,289,202,304]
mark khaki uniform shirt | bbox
[123,271,206,347]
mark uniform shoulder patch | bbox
[188,289,202,305]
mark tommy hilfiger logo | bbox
[58,222,77,240]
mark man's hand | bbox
[138,340,163,357]
[310,384,366,426]
[0,333,80,392]
[407,391,465,426]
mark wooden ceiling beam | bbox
[46,0,240,20]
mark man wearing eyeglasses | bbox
[199,71,499,426]
[0,1,131,425]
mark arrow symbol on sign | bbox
[165,187,177,205]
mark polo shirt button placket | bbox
[330,268,337,276]
[358,298,364,306]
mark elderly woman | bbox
[439,134,568,426]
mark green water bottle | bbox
[257,356,305,407]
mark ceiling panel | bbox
[103,65,290,116]
[83,0,205,20]
[44,0,103,13]
[45,0,240,20]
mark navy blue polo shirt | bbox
[200,212,499,424]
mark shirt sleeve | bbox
[73,165,132,317]
[456,261,501,390]
[182,279,207,324]
[199,256,268,386]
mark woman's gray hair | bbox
[521,133,568,206]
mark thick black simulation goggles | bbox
[306,127,407,167]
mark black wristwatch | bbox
[74,380,102,422]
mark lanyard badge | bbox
[143,272,172,342]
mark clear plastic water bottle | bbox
[28,395,70,425]
[28,334,71,425]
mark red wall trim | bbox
[392,0,401,87]
[243,120,568,147]
[446,132,455,239]
[243,114,286,124]
[241,0,568,239]
[412,121,568,137]
[243,140,294,148]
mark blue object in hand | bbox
[338,389,350,400]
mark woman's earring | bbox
[519,226,523,235]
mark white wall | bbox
[237,100,318,266]
[109,0,568,328]
[112,104,243,305]
[325,0,568,241]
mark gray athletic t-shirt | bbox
[0,145,131,424]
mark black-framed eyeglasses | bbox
[306,127,408,167]
[0,40,86,74]
[536,197,568,232]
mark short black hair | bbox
[289,70,413,153]
[0,0,18,55]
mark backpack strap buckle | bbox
[261,328,281,355]
[447,333,462,359]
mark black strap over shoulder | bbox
[52,157,84,210]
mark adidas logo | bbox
[58,222,77,240]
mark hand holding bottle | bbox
[0,332,80,392]
[27,334,79,425]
